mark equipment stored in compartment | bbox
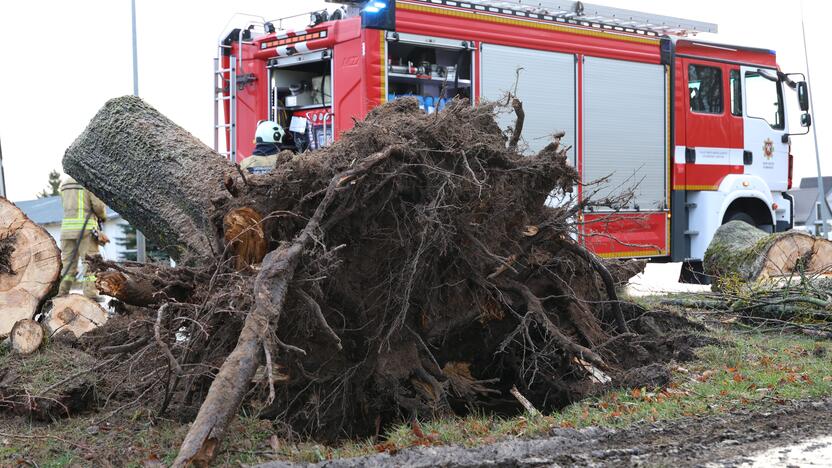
[385,33,472,112]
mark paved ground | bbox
[259,399,832,467]
[626,262,710,297]
[737,435,832,467]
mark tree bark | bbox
[62,96,239,263]
[0,198,62,337]
[45,295,108,338]
[704,220,832,285]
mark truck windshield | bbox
[745,70,785,130]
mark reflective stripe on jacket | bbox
[240,155,278,175]
[60,181,107,240]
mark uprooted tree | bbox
[62,95,693,466]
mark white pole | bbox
[0,136,6,199]
[802,1,828,237]
[132,0,148,261]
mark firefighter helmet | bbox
[254,120,284,144]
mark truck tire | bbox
[724,211,756,227]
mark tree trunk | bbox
[704,220,832,285]
[62,96,239,263]
[9,319,45,355]
[45,295,108,338]
[0,198,62,337]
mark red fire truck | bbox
[215,0,813,273]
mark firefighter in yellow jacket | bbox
[58,177,107,297]
[239,120,290,175]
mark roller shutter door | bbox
[481,44,576,158]
[583,57,667,211]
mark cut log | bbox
[9,319,45,355]
[95,270,157,306]
[45,295,108,338]
[704,220,832,286]
[89,255,199,307]
[63,96,239,263]
[0,198,62,337]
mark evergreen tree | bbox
[117,223,138,262]
[117,223,169,263]
[37,170,62,198]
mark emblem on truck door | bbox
[763,139,775,159]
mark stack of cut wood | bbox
[1,197,108,348]
[0,198,109,420]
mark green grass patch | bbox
[2,331,831,466]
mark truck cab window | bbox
[689,65,723,114]
[730,69,742,116]
[745,70,784,129]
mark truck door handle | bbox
[743,151,753,165]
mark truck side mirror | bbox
[801,112,812,128]
[798,82,810,112]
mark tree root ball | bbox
[66,96,699,451]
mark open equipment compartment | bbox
[268,49,334,151]
[385,32,474,113]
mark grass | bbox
[374,331,832,451]
[2,330,831,466]
[0,345,96,395]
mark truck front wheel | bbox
[723,210,756,227]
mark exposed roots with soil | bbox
[46,95,702,464]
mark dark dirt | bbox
[0,234,15,275]
[258,398,832,468]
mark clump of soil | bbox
[0,234,15,275]
[71,96,702,443]
[0,344,98,420]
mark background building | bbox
[15,195,134,261]
[789,177,832,236]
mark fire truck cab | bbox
[215,0,813,268]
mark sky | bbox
[0,0,829,201]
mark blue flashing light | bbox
[361,0,395,31]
